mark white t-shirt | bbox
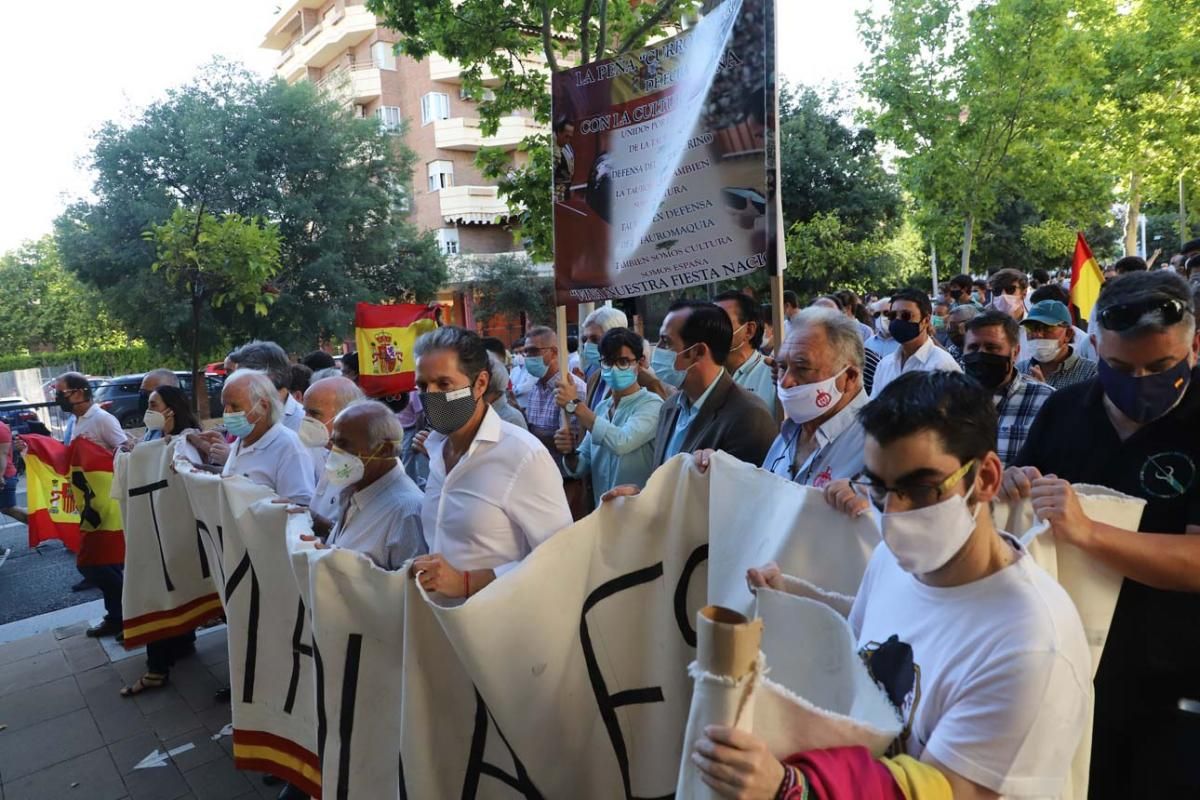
[848,537,1090,798]
[222,423,315,505]
[870,337,961,398]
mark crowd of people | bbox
[2,240,1198,799]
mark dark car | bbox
[94,372,224,429]
[0,396,51,437]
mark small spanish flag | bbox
[354,302,439,397]
[23,435,124,566]
[1070,232,1105,321]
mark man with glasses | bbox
[1003,270,1200,797]
[694,372,1089,799]
[1015,300,1097,389]
[554,328,663,506]
[988,268,1029,323]
[869,288,961,398]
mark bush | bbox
[0,345,213,376]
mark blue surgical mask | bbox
[602,365,638,392]
[1097,356,1193,424]
[650,345,691,388]
[581,342,601,371]
[524,355,548,379]
[223,411,255,438]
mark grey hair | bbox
[223,369,283,424]
[525,325,556,344]
[486,353,510,398]
[946,304,981,324]
[228,340,290,390]
[413,325,490,384]
[337,399,402,450]
[788,307,865,369]
[583,306,628,333]
[310,367,342,382]
[306,376,364,411]
[145,368,179,388]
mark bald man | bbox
[301,376,364,530]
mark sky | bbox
[0,1,869,254]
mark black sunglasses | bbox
[1098,297,1190,332]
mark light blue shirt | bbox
[730,351,776,416]
[565,388,664,507]
[664,371,724,460]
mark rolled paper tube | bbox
[696,605,764,680]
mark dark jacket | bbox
[651,372,777,468]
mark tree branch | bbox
[540,1,560,72]
[579,0,595,66]
[595,0,609,62]
[615,0,678,57]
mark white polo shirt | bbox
[422,405,571,575]
[282,393,304,433]
[222,422,315,505]
[67,404,127,452]
[328,462,426,570]
[870,337,962,398]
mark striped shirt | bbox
[1016,348,1098,391]
[994,373,1054,467]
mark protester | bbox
[1004,270,1200,795]
[696,372,1089,799]
[782,290,801,339]
[648,301,775,469]
[579,306,630,406]
[989,268,1029,323]
[834,289,875,336]
[554,327,663,505]
[228,340,304,433]
[219,369,314,505]
[299,376,364,532]
[0,419,21,555]
[1028,283,1097,361]
[1031,268,1050,289]
[139,368,179,417]
[485,354,527,430]
[301,350,337,373]
[863,297,899,360]
[508,337,536,411]
[289,363,312,404]
[409,327,571,598]
[341,351,359,382]
[947,273,976,307]
[314,400,426,570]
[310,366,341,383]
[1016,300,1098,389]
[520,324,589,513]
[972,278,990,306]
[943,303,980,365]
[961,311,1054,467]
[715,290,776,415]
[870,288,961,398]
[119,385,202,698]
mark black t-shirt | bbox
[1015,375,1200,691]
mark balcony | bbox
[427,51,554,85]
[439,186,515,225]
[433,116,543,151]
[277,4,378,83]
[315,63,383,104]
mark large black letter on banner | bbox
[673,544,708,647]
[224,553,260,704]
[461,689,543,799]
[195,520,223,586]
[129,480,174,591]
[283,597,314,714]
[580,563,672,800]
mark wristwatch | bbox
[564,399,579,415]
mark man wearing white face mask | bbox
[1015,300,1098,389]
[702,372,1089,799]
[298,376,364,533]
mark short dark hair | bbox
[859,371,998,465]
[668,298,709,314]
[1030,283,1069,305]
[1181,238,1200,257]
[890,288,932,320]
[989,268,1028,293]
[965,310,1019,347]
[301,350,336,372]
[154,385,200,431]
[713,290,764,348]
[553,116,575,133]
[599,327,644,362]
[678,303,733,365]
[480,337,507,359]
[59,371,91,398]
[341,351,359,377]
[567,336,578,354]
[783,290,799,308]
[289,363,312,394]
[949,274,974,292]
[1095,270,1196,336]
[1031,268,1051,286]
[413,326,491,384]
[1113,256,1148,274]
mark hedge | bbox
[0,345,214,377]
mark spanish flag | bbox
[23,435,124,566]
[1070,232,1104,321]
[354,302,439,397]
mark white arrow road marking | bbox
[133,742,196,770]
[211,722,234,741]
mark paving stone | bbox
[0,649,73,698]
[115,657,150,685]
[62,636,110,672]
[171,660,221,714]
[0,675,85,731]
[145,704,202,742]
[121,759,191,800]
[161,728,226,772]
[53,621,90,641]
[0,632,59,667]
[76,664,124,695]
[206,660,230,686]
[108,732,161,775]
[80,679,153,746]
[0,707,103,781]
[194,706,233,738]
[194,636,228,668]
[133,684,189,718]
[1,746,126,800]
[181,755,253,800]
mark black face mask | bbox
[55,392,77,412]
[962,351,1012,391]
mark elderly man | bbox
[943,303,981,365]
[485,354,528,430]
[409,327,570,598]
[139,368,179,421]
[1016,300,1098,389]
[715,290,776,415]
[316,401,426,570]
[1028,284,1097,361]
[870,288,961,398]
[1004,271,1200,796]
[228,340,304,432]
[863,297,899,360]
[220,369,314,505]
[521,324,589,514]
[298,376,364,531]
[961,311,1054,467]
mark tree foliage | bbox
[466,255,555,328]
[56,60,446,357]
[784,212,926,297]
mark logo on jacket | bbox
[1139,452,1195,500]
[812,467,833,489]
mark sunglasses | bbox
[1098,297,1190,332]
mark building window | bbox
[370,41,396,71]
[376,106,402,132]
[421,92,451,125]
[459,86,496,103]
[436,228,461,256]
[427,160,455,192]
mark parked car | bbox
[0,397,50,437]
[94,372,224,429]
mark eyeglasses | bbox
[601,357,638,370]
[523,346,555,356]
[1098,297,1190,332]
[883,310,921,322]
[998,285,1021,295]
[850,460,975,510]
[1022,321,1064,337]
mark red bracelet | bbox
[464,570,471,598]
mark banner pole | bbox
[769,0,785,356]
[556,304,570,429]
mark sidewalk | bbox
[0,608,278,800]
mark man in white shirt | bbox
[870,288,961,398]
[485,354,528,430]
[696,371,1089,799]
[409,327,571,599]
[228,340,304,433]
[321,400,425,570]
[298,376,364,532]
[220,370,315,505]
[715,290,776,416]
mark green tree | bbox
[0,237,130,354]
[467,255,555,330]
[367,0,691,262]
[784,212,926,297]
[56,59,447,357]
[144,207,282,405]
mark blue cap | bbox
[1021,300,1072,327]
